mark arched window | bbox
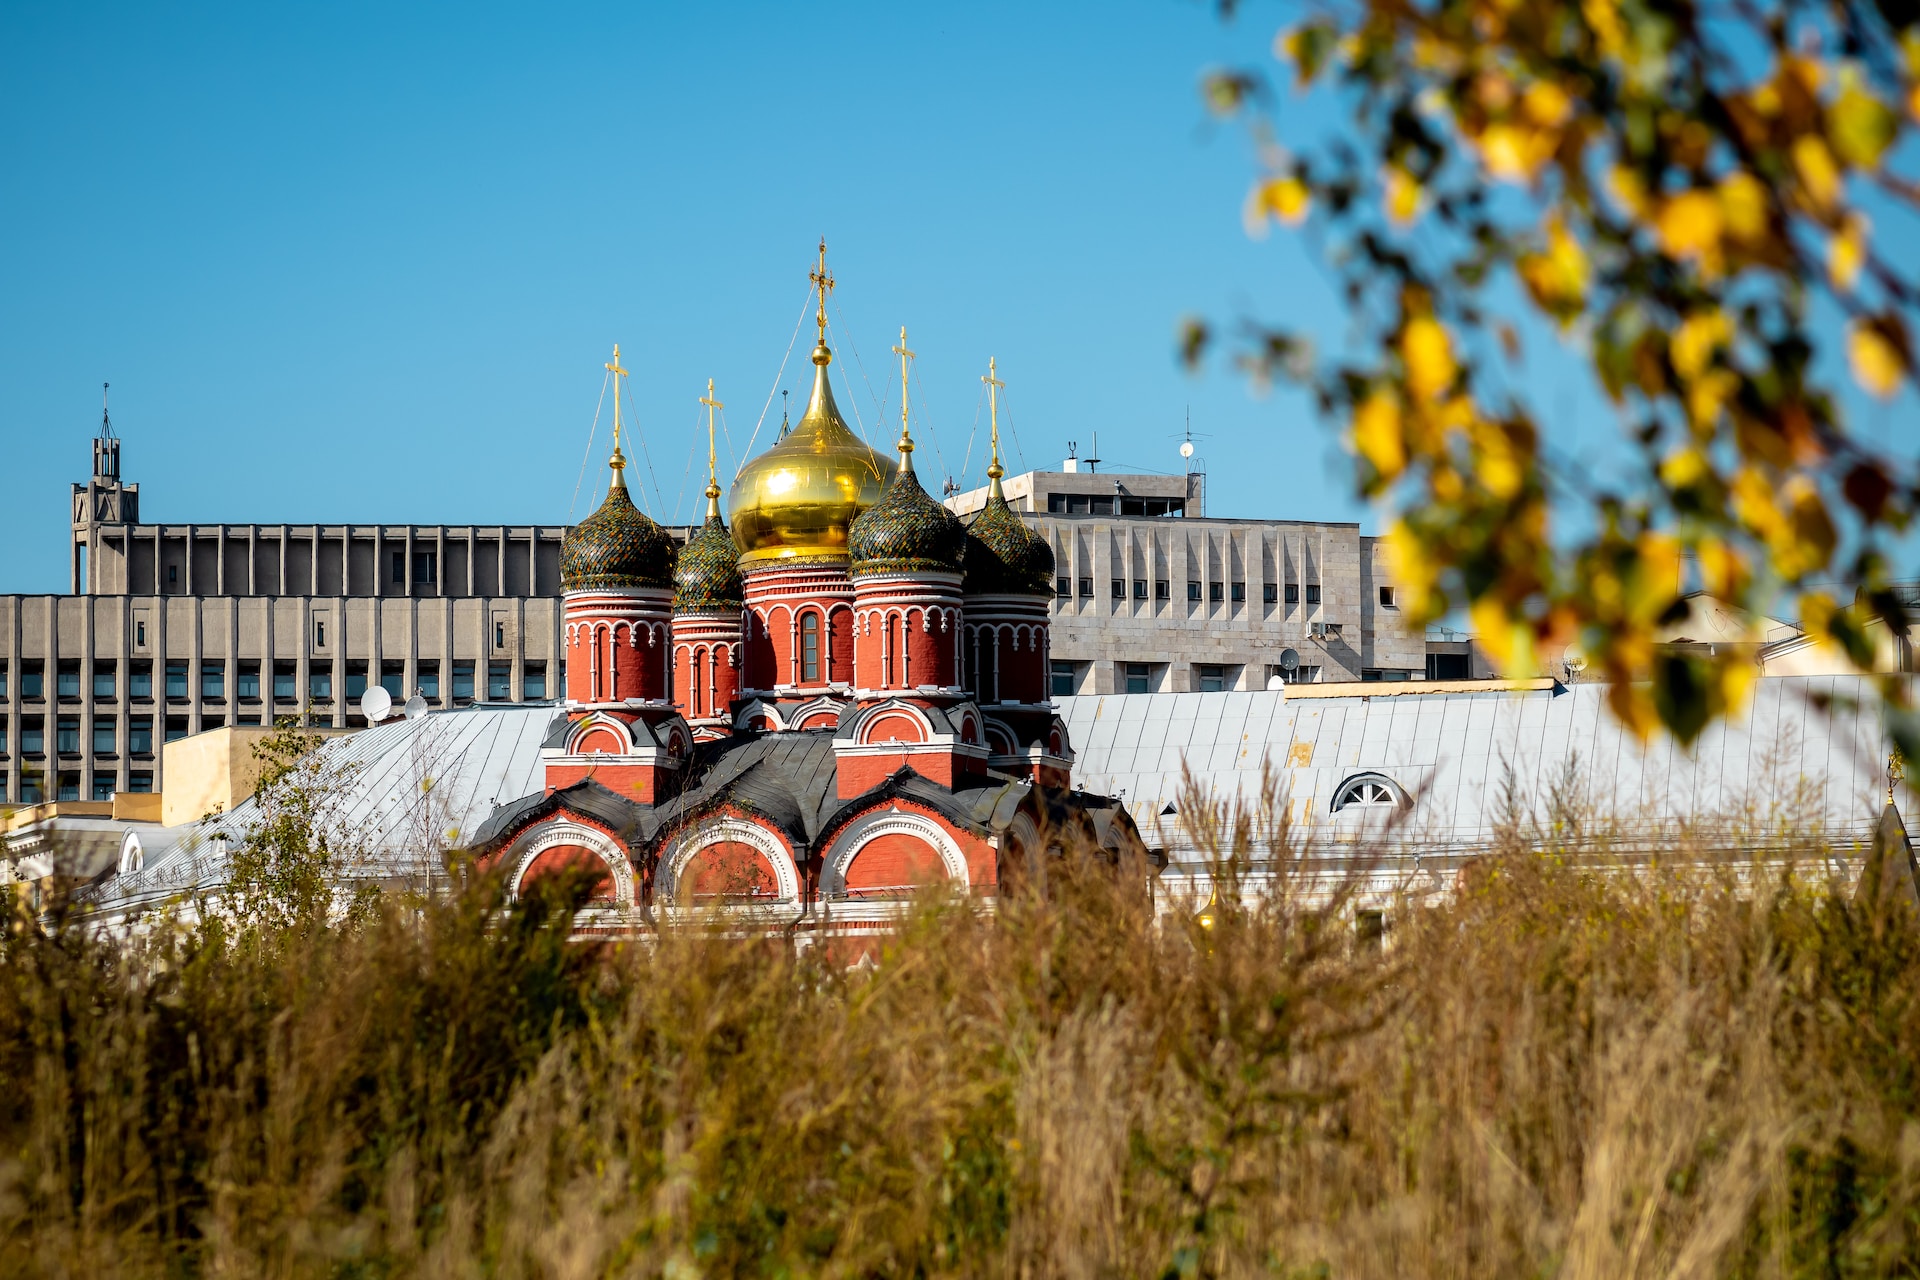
[800,612,820,683]
[1331,773,1405,813]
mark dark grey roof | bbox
[470,779,645,848]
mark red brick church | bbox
[472,250,1139,936]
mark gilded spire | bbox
[982,356,1007,500]
[700,378,725,520]
[809,238,835,351]
[891,325,917,475]
[605,344,630,490]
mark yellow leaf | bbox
[1659,447,1711,488]
[1582,0,1628,60]
[1686,369,1737,427]
[1402,317,1456,400]
[1522,80,1572,127]
[1830,84,1899,168]
[1793,135,1841,209]
[1243,177,1311,235]
[1716,171,1768,241]
[1671,309,1731,382]
[1607,166,1650,218]
[1384,166,1423,225]
[1849,321,1905,397]
[1477,123,1548,180]
[1657,190,1724,261]
[1829,214,1868,291]
[1351,392,1407,478]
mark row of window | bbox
[0,660,549,704]
[3,716,156,757]
[1044,494,1186,517]
[1052,578,1361,607]
[13,771,155,804]
[1046,661,1327,697]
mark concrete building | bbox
[946,464,1428,695]
[3,413,571,804]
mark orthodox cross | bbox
[810,238,834,343]
[700,378,725,504]
[891,326,916,459]
[981,357,1006,480]
[605,344,630,466]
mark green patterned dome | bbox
[848,444,966,579]
[561,465,676,592]
[675,508,744,611]
[963,492,1055,596]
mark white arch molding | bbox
[656,816,802,904]
[823,809,970,896]
[506,820,637,907]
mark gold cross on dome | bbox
[982,356,1006,481]
[810,238,835,341]
[699,378,725,508]
[892,326,916,446]
[605,343,630,472]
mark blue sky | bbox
[9,0,1884,597]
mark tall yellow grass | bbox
[4,777,1918,1277]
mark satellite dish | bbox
[1279,647,1300,672]
[1180,440,1195,460]
[1267,675,1285,691]
[404,694,428,720]
[1562,645,1588,675]
[360,685,393,722]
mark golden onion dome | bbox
[729,339,896,564]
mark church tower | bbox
[834,328,978,796]
[726,243,895,729]
[672,381,745,740]
[961,360,1071,785]
[548,346,691,802]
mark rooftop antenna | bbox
[360,685,393,723]
[1085,432,1101,475]
[99,382,116,439]
[94,381,121,483]
[1173,410,1212,476]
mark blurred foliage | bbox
[1190,0,1919,752]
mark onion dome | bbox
[561,441,676,592]
[962,360,1055,596]
[676,421,745,611]
[849,424,966,578]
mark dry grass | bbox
[4,782,1920,1278]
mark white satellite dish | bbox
[404,693,428,720]
[360,685,393,722]
[1562,645,1589,675]
[1180,440,1195,460]
[1267,675,1285,691]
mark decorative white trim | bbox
[506,820,636,907]
[823,808,969,896]
[656,816,801,905]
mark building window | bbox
[237,662,261,701]
[309,670,333,700]
[56,717,80,755]
[93,721,115,755]
[168,565,178,587]
[1155,579,1170,600]
[1050,661,1078,697]
[136,620,147,647]
[129,717,153,755]
[0,723,6,754]
[1186,582,1201,602]
[1208,582,1223,603]
[1125,663,1153,695]
[273,662,297,700]
[91,775,115,802]
[165,662,188,700]
[1055,576,1071,599]
[21,718,44,755]
[380,661,406,700]
[523,663,547,699]
[391,549,406,585]
[1379,586,1395,607]
[453,662,475,701]
[1361,669,1414,682]
[1268,663,1321,686]
[129,771,153,794]
[800,613,821,683]
[57,662,81,700]
[418,661,440,700]
[1306,584,1322,605]
[1231,582,1245,603]
[1196,665,1228,692]
[414,550,438,585]
[1077,578,1093,599]
[1427,652,1470,680]
[20,777,43,803]
[57,773,80,802]
[495,621,507,649]
[314,619,327,647]
[1110,578,1125,600]
[165,716,190,742]
[20,664,43,699]
[345,663,368,700]
[487,662,511,700]
[1264,583,1278,604]
[201,662,225,700]
[130,662,152,699]
[1133,579,1147,600]
[1285,583,1299,604]
[93,664,116,699]
[1332,773,1404,812]
[0,671,6,699]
